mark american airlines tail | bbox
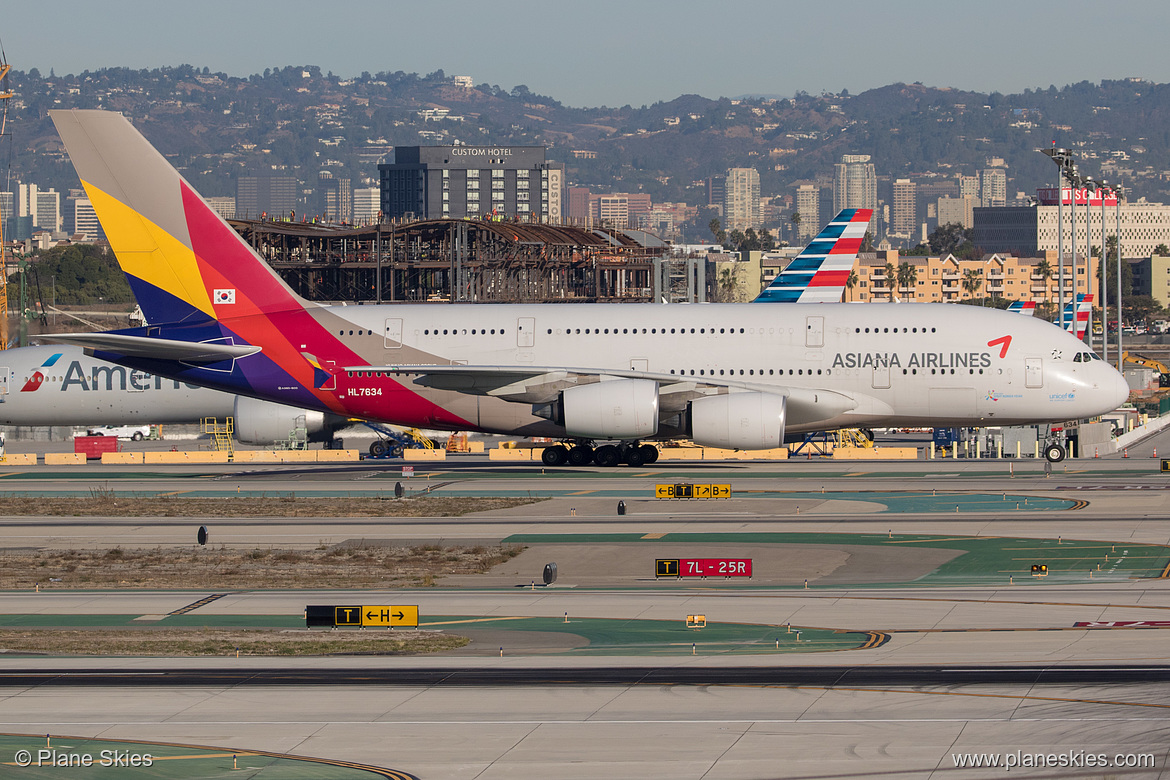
[753,209,872,303]
[1062,294,1094,340]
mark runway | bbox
[4,451,1170,777]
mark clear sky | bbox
[7,0,1170,107]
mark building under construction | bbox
[229,218,669,304]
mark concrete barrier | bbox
[467,441,485,453]
[489,447,532,461]
[832,447,918,460]
[655,448,705,461]
[100,451,144,464]
[45,453,87,466]
[144,451,232,464]
[270,450,318,463]
[702,447,789,460]
[403,448,447,461]
[0,453,37,466]
[231,450,279,463]
[315,449,360,462]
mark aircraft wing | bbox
[46,333,262,363]
[356,364,857,427]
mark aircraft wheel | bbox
[567,445,594,466]
[639,444,659,464]
[541,445,569,467]
[390,444,405,458]
[593,445,621,467]
[369,440,387,457]
[1044,443,1066,463]
[624,447,646,467]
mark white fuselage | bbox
[307,301,1129,437]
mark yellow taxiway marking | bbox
[843,472,871,477]
[642,533,667,539]
[156,491,190,497]
[424,616,530,627]
[567,490,595,495]
[0,472,21,478]
[635,472,658,477]
[1162,559,1170,578]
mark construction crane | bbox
[0,42,11,349]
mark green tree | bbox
[883,262,897,299]
[896,261,919,300]
[1155,243,1170,256]
[961,268,983,301]
[845,269,858,302]
[708,218,726,244]
[1035,258,1053,310]
[1124,294,1164,325]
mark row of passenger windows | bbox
[422,328,507,336]
[344,326,940,337]
[668,368,829,377]
[856,327,937,333]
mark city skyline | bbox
[7,0,1170,108]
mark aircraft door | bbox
[1025,357,1043,388]
[517,317,536,348]
[872,365,891,389]
[805,316,824,348]
[384,318,403,348]
[0,366,8,401]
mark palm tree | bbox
[1035,258,1052,310]
[961,268,983,302]
[884,262,897,300]
[896,262,919,301]
[845,269,858,302]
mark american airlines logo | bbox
[20,353,63,392]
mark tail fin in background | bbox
[1059,293,1094,339]
[1006,300,1037,316]
[753,209,872,303]
[49,110,311,326]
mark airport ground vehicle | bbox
[85,424,150,441]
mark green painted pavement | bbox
[0,734,406,778]
[0,615,871,656]
[429,615,872,655]
[501,532,1170,586]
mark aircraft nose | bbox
[1106,366,1130,410]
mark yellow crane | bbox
[0,45,11,349]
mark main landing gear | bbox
[540,441,660,468]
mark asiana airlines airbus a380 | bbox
[46,110,1129,467]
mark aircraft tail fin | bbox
[1060,293,1094,339]
[50,110,311,326]
[1006,300,1037,316]
[753,209,872,303]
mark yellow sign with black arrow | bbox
[360,605,419,627]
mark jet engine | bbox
[689,392,786,450]
[548,378,660,440]
[232,396,344,445]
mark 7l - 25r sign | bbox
[656,558,752,578]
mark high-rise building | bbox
[724,168,761,231]
[795,184,820,242]
[937,196,975,230]
[72,198,105,240]
[204,197,236,221]
[352,188,381,224]
[378,145,552,220]
[236,175,298,219]
[890,178,917,239]
[959,175,979,201]
[833,155,877,233]
[567,187,591,224]
[979,167,1007,208]
[596,195,629,228]
[706,175,726,211]
[17,183,61,231]
[974,188,1170,257]
[317,171,353,223]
